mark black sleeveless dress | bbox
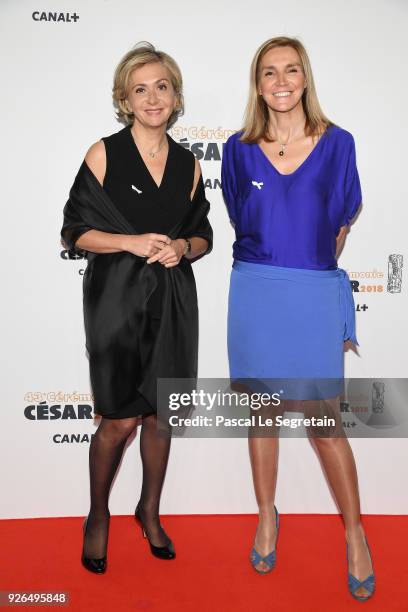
[79,125,211,419]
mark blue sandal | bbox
[250,505,279,574]
[347,537,375,601]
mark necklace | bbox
[131,129,167,158]
[278,141,287,157]
[145,138,167,158]
[271,126,306,157]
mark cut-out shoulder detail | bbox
[190,158,201,201]
[84,140,106,186]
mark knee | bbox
[310,435,344,451]
[141,413,158,430]
[99,417,138,442]
[142,413,171,436]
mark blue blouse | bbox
[221,125,362,270]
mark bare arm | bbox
[184,159,209,260]
[75,141,170,256]
[336,225,349,259]
[76,229,131,253]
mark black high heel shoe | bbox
[135,505,176,560]
[81,517,107,574]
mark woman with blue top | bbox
[222,36,375,601]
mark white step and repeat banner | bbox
[1,0,407,518]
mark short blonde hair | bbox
[241,36,334,143]
[112,41,184,128]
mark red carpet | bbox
[0,514,406,611]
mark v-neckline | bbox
[256,126,330,178]
[127,126,171,190]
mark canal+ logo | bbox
[32,11,79,23]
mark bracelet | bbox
[183,238,192,256]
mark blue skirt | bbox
[227,261,358,399]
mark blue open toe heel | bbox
[250,505,279,574]
[347,536,375,601]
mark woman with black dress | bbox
[61,42,212,573]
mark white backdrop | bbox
[1,0,407,518]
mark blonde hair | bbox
[241,36,335,143]
[113,41,184,128]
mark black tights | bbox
[83,413,171,559]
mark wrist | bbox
[120,234,134,252]
[174,238,188,257]
[181,238,191,257]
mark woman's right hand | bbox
[123,233,171,258]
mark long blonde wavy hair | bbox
[241,36,335,143]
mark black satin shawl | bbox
[61,161,213,416]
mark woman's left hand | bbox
[146,239,186,267]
